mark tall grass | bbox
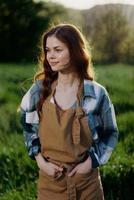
[0,63,134,200]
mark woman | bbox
[20,24,119,200]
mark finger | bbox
[54,170,63,179]
[54,166,63,172]
[50,162,63,171]
[68,167,77,177]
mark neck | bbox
[57,71,80,90]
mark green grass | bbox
[0,182,36,200]
[0,63,134,200]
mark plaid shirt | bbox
[20,79,119,168]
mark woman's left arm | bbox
[87,88,119,168]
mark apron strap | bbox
[72,80,85,145]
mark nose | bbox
[47,50,56,60]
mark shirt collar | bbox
[83,79,96,99]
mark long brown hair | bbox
[35,23,95,112]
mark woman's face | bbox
[46,35,71,72]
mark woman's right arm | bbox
[20,81,42,159]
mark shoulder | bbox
[30,79,43,96]
[20,79,43,111]
[83,79,108,99]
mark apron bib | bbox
[37,79,104,200]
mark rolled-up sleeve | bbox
[88,88,119,168]
[20,81,41,159]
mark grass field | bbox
[0,63,134,200]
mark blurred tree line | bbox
[0,0,133,64]
[0,0,66,62]
[83,8,134,64]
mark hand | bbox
[35,153,63,177]
[68,156,92,177]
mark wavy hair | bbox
[35,23,95,112]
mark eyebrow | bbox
[45,46,62,49]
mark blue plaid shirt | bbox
[20,79,119,168]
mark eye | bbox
[45,48,50,53]
[56,49,62,52]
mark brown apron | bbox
[37,80,104,200]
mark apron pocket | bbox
[74,168,98,189]
[39,169,54,180]
[39,169,67,189]
[75,169,93,179]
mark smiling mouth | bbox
[50,62,59,66]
